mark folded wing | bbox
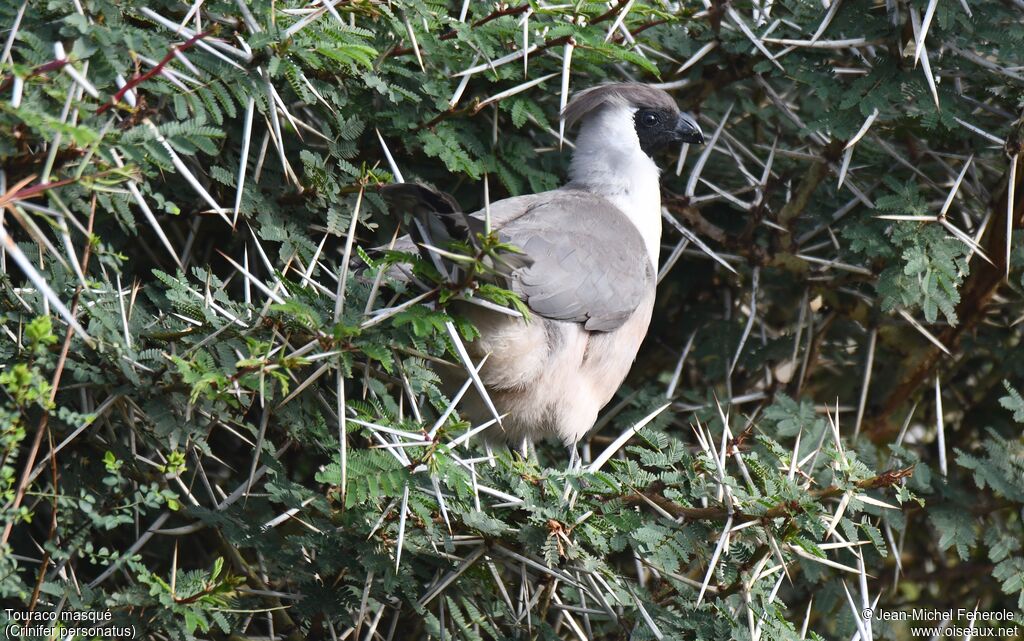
[477,189,653,332]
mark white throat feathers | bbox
[567,103,663,266]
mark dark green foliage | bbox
[2,1,1024,639]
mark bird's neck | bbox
[567,115,663,267]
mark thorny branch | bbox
[865,142,1024,441]
[95,30,211,114]
[7,197,96,597]
[388,0,634,59]
[621,467,914,524]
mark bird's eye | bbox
[639,111,660,127]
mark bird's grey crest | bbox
[560,82,679,129]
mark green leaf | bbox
[929,506,977,561]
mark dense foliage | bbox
[2,0,1023,639]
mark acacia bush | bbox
[1,1,1023,639]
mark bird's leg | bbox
[561,443,582,505]
[519,436,531,461]
[567,443,582,472]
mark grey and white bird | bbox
[383,83,703,446]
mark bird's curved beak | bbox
[674,113,704,144]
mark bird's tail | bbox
[379,183,529,284]
[379,183,477,278]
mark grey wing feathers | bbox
[477,190,653,332]
[381,185,653,332]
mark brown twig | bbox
[95,30,211,115]
[0,59,69,94]
[664,195,728,244]
[592,0,633,25]
[775,139,846,248]
[0,169,126,210]
[621,466,914,524]
[18,196,96,609]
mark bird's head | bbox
[561,83,704,161]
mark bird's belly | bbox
[579,290,656,408]
[449,291,655,445]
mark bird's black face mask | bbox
[634,108,705,157]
